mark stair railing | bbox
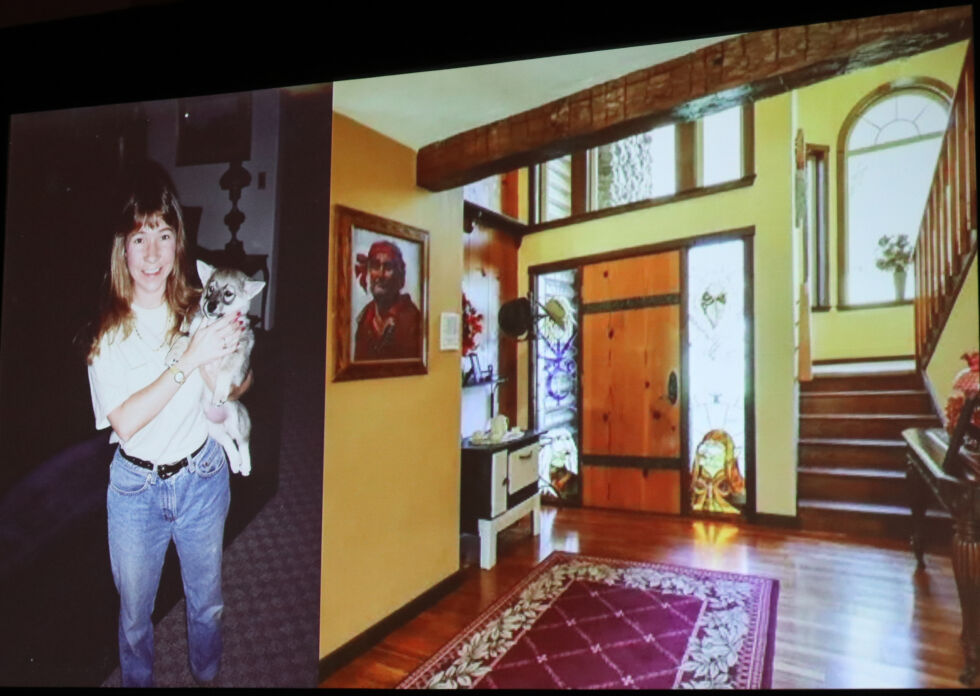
[914,40,977,370]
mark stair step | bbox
[799,438,907,470]
[800,390,933,415]
[800,466,904,477]
[798,499,952,540]
[802,372,921,393]
[800,413,940,439]
[798,467,908,506]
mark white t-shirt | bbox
[88,302,208,463]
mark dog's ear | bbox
[196,260,215,286]
[243,280,266,301]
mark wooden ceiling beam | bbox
[416,6,972,192]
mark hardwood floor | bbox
[319,505,965,689]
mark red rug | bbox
[398,552,779,689]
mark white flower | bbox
[709,579,751,607]
[700,624,743,669]
[703,606,749,636]
[679,672,734,689]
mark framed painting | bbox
[333,205,429,381]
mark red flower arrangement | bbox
[461,293,483,356]
[945,351,980,438]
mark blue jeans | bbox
[107,437,230,687]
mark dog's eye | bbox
[223,290,235,301]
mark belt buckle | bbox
[157,460,185,480]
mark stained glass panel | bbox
[534,270,580,502]
[687,239,747,515]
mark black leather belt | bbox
[119,441,207,480]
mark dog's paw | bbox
[227,451,241,474]
[238,462,251,476]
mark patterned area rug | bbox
[398,552,779,690]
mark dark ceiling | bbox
[0,0,178,28]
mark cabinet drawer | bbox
[508,443,540,494]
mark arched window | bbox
[838,80,952,307]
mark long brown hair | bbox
[86,161,200,364]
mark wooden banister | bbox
[914,40,977,371]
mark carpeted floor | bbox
[101,356,322,688]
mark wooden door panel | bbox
[581,305,680,457]
[581,466,680,514]
[581,251,679,302]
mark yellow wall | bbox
[320,114,463,658]
[517,94,798,516]
[925,255,979,418]
[796,41,970,360]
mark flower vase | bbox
[893,269,907,301]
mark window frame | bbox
[535,153,574,223]
[530,102,755,230]
[835,78,953,310]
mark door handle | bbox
[668,371,678,405]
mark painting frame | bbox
[333,205,429,381]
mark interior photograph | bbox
[0,1,976,691]
[319,4,977,691]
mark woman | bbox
[86,161,247,687]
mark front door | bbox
[579,250,683,513]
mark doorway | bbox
[529,231,755,518]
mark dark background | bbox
[0,0,955,686]
[0,78,333,687]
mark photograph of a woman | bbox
[86,162,247,687]
[0,84,331,687]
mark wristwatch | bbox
[168,364,186,384]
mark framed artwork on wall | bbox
[333,205,429,381]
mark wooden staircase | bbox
[797,368,953,542]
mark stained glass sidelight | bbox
[534,270,580,501]
[686,239,747,515]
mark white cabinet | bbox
[461,432,543,569]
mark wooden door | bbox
[580,251,683,513]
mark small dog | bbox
[167,260,265,476]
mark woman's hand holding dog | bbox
[182,312,245,371]
[107,313,243,443]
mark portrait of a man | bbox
[333,206,429,382]
[353,239,422,360]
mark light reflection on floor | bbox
[689,519,749,572]
[536,506,580,558]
